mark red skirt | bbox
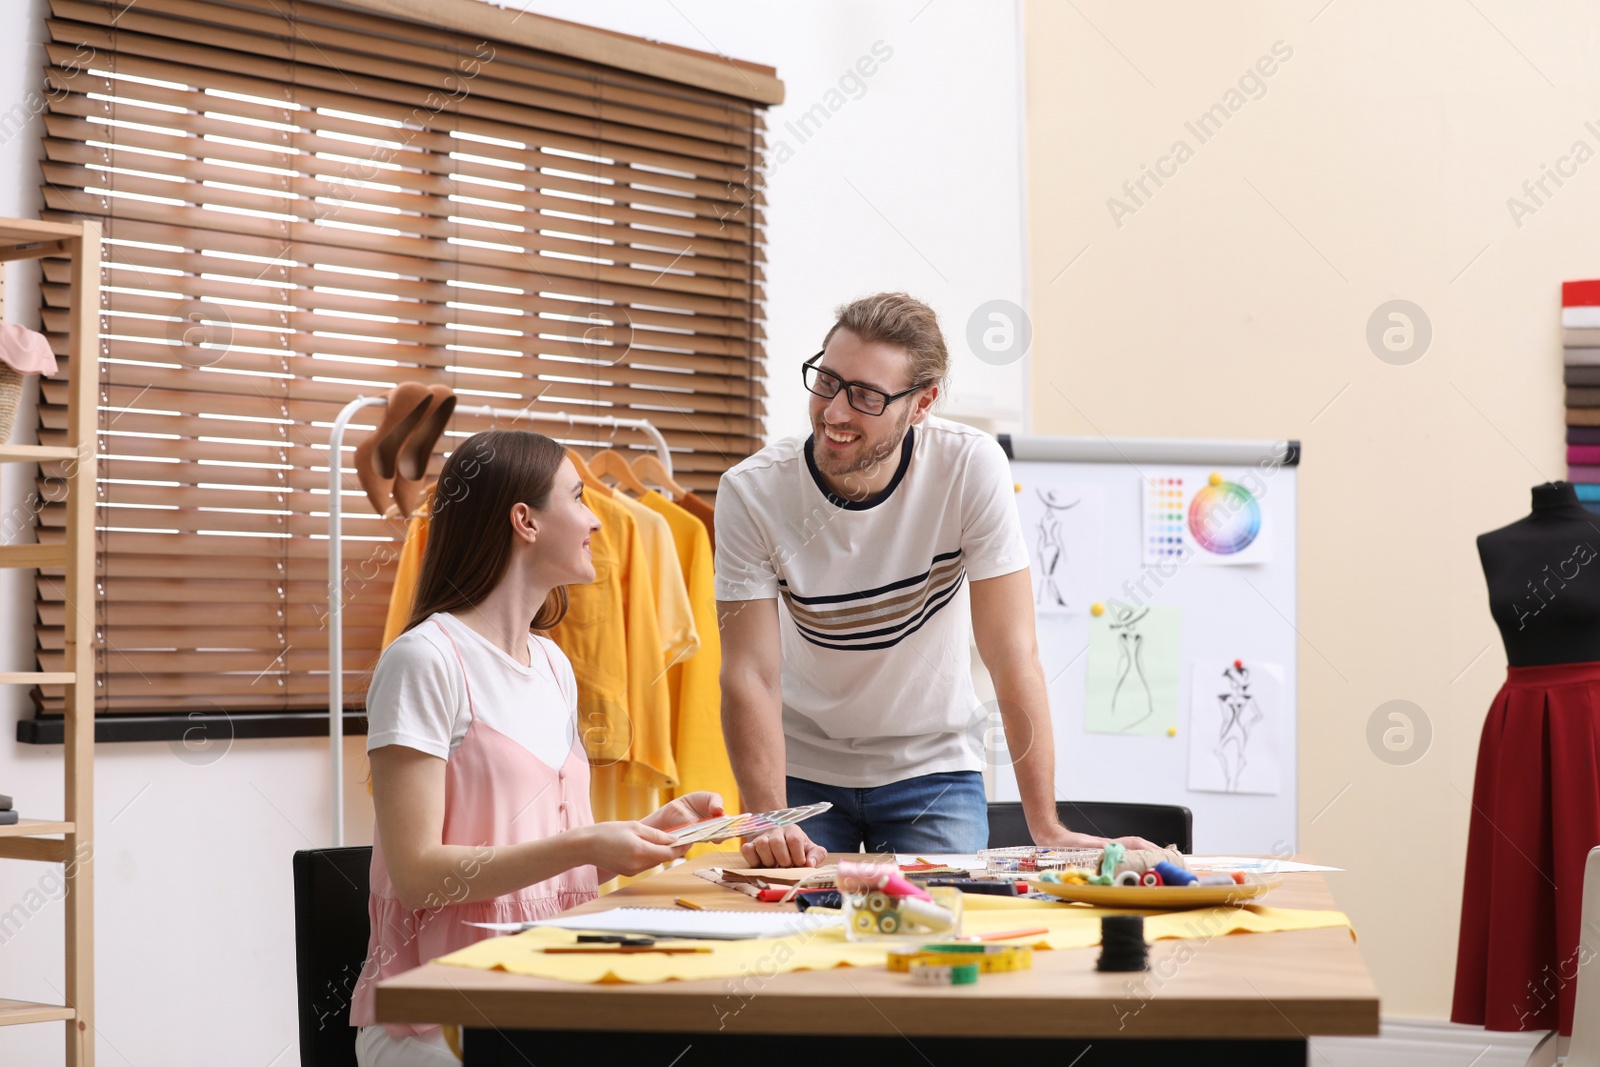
[1452,661,1600,1036]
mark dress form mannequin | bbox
[1477,481,1600,665]
[1453,481,1600,1041]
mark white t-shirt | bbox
[365,612,578,768]
[714,416,1030,787]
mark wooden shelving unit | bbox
[0,217,99,1066]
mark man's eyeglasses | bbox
[801,352,925,417]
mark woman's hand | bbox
[640,792,725,834]
[576,822,688,877]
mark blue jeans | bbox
[785,771,989,854]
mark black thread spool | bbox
[1096,914,1149,972]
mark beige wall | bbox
[1024,0,1596,1021]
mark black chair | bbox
[987,801,1193,853]
[293,846,373,1067]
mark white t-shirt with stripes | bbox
[714,416,1030,788]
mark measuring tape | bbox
[887,943,1035,974]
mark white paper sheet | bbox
[1186,856,1344,874]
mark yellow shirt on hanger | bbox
[640,490,739,814]
[610,491,698,672]
[547,490,678,793]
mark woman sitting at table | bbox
[348,429,723,1067]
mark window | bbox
[32,0,776,718]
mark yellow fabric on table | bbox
[434,904,1353,985]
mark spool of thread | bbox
[1153,861,1197,887]
[1114,870,1141,887]
[896,896,956,932]
[1195,874,1238,887]
[1096,915,1149,972]
[1140,870,1164,887]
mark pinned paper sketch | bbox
[1017,483,1103,615]
[1187,660,1282,795]
[1084,604,1180,735]
[1142,468,1272,566]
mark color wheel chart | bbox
[1189,475,1263,556]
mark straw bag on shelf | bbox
[0,321,56,443]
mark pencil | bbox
[674,896,703,910]
[977,927,1050,941]
[542,946,711,955]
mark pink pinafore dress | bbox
[350,620,599,1038]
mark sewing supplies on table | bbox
[978,845,1104,873]
[790,889,844,915]
[921,877,1025,896]
[692,864,840,899]
[839,860,963,941]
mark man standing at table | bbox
[715,292,1157,866]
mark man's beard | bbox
[812,407,913,479]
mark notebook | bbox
[523,906,843,941]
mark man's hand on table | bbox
[1032,822,1162,853]
[740,824,826,868]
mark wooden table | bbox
[377,853,1379,1065]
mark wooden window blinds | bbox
[34,0,772,716]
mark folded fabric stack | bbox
[1563,280,1600,512]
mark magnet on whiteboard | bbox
[1209,471,1223,486]
[1090,602,1105,617]
[1167,726,1177,737]
[1014,482,1022,493]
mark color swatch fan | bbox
[667,803,833,845]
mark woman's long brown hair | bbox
[403,430,571,634]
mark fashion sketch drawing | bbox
[1033,488,1079,609]
[1213,661,1264,792]
[1108,603,1154,731]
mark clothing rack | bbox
[325,395,673,846]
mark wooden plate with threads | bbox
[1025,876,1283,909]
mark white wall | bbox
[512,0,1031,438]
[0,3,1029,1062]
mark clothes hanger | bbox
[630,452,686,500]
[567,446,608,493]
[587,418,652,497]
[588,446,652,496]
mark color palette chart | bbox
[1144,476,1186,563]
[1563,279,1600,514]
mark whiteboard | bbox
[985,436,1299,854]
